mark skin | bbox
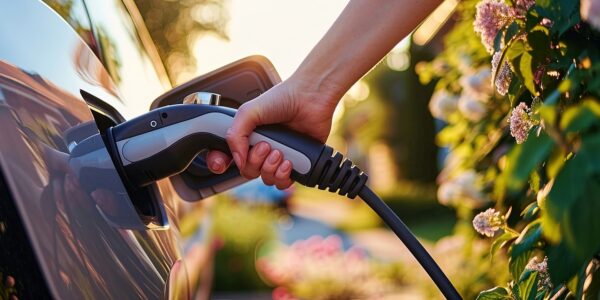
[207,0,442,189]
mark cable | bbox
[359,186,462,300]
[308,146,462,300]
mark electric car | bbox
[0,1,281,299]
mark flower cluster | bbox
[438,170,486,206]
[525,256,552,290]
[472,208,504,237]
[474,0,535,53]
[509,102,535,144]
[257,235,389,299]
[473,0,513,54]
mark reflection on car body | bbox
[0,1,192,299]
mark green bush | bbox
[418,0,600,298]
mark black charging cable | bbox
[305,146,462,300]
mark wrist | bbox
[287,69,345,111]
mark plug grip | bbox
[111,105,325,187]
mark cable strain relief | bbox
[306,145,368,199]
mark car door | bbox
[0,1,190,299]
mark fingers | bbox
[206,150,233,174]
[226,103,261,170]
[260,155,293,190]
[274,160,293,190]
[240,142,271,179]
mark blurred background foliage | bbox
[133,0,230,83]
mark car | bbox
[0,1,280,299]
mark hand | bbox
[206,76,340,189]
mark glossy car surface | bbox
[0,0,196,298]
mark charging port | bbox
[81,90,168,229]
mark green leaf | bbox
[476,286,512,300]
[543,153,587,223]
[519,52,536,95]
[516,271,539,300]
[526,26,551,57]
[520,202,539,219]
[563,178,600,259]
[560,99,600,133]
[492,231,519,258]
[511,221,542,259]
[536,0,580,35]
[547,241,585,286]
[503,133,554,191]
[505,21,521,45]
[582,133,600,172]
[510,250,533,280]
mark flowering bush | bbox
[256,235,401,300]
[419,0,600,298]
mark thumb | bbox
[226,103,261,169]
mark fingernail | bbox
[280,160,292,172]
[268,150,281,164]
[211,157,224,172]
[256,142,269,156]
[233,152,243,169]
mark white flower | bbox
[460,68,493,98]
[581,0,600,31]
[458,93,488,122]
[429,91,459,121]
[472,208,504,237]
[438,170,486,206]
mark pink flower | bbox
[472,208,504,237]
[525,256,552,290]
[581,0,600,31]
[491,52,512,96]
[513,0,536,16]
[474,0,514,53]
[509,102,534,144]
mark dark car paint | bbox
[0,1,194,299]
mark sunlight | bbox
[193,0,349,80]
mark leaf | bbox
[560,99,600,133]
[511,221,542,259]
[536,0,580,35]
[582,133,600,172]
[503,133,554,192]
[516,271,539,300]
[563,178,600,259]
[476,286,512,300]
[491,231,519,258]
[510,250,532,280]
[520,202,538,219]
[543,153,587,223]
[505,21,521,45]
[519,52,536,95]
[547,241,585,286]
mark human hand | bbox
[206,77,340,189]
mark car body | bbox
[0,0,206,298]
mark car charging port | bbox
[80,90,169,229]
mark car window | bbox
[84,0,171,118]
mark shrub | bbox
[418,0,600,298]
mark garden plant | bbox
[419,0,600,298]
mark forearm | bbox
[292,0,442,104]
